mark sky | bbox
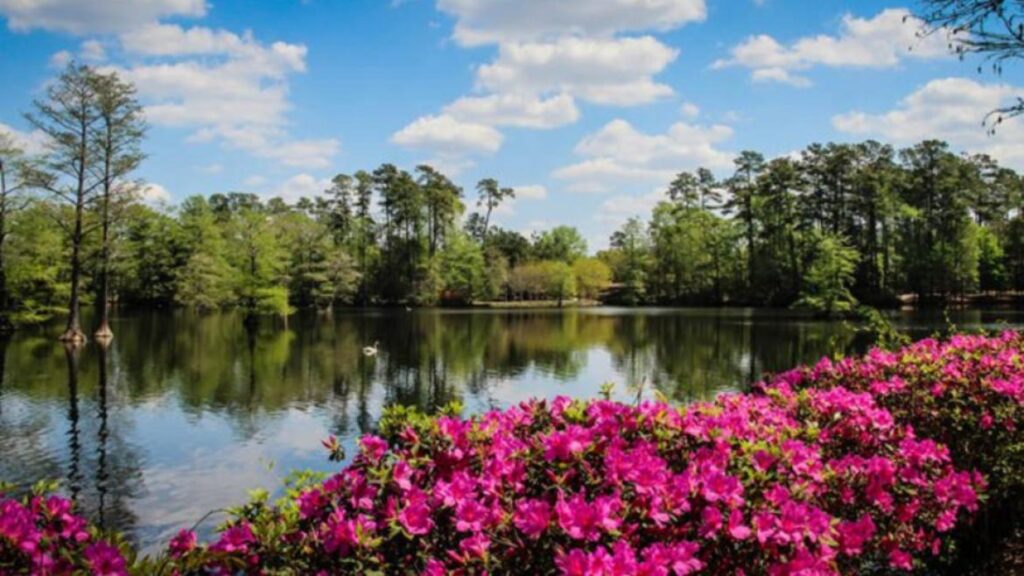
[1,0,1022,250]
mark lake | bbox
[1,307,1022,553]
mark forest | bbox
[2,64,1023,336]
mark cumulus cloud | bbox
[833,77,1024,168]
[393,0,700,166]
[513,185,547,200]
[109,24,337,169]
[554,119,735,193]
[436,0,705,46]
[477,36,678,106]
[490,184,549,217]
[138,182,171,205]
[79,39,106,62]
[0,0,206,34]
[443,93,579,129]
[714,8,950,86]
[0,122,49,155]
[392,114,503,157]
[597,189,665,227]
[48,49,72,68]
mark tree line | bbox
[601,142,1024,313]
[0,64,615,339]
[3,64,1022,339]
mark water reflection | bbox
[0,307,1020,552]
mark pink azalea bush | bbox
[765,330,1024,499]
[162,385,984,574]
[0,488,129,576]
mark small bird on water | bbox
[362,341,380,357]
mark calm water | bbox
[1,307,1022,552]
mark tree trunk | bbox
[94,210,113,340]
[94,142,114,340]
[0,161,10,333]
[60,103,89,344]
[60,206,86,343]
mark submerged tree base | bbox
[94,324,114,341]
[58,327,86,343]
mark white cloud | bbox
[478,36,678,106]
[680,102,700,118]
[393,0,698,165]
[49,50,71,68]
[80,39,106,62]
[513,184,547,200]
[597,189,664,226]
[392,114,503,156]
[833,77,1024,168]
[444,93,579,129]
[120,23,307,75]
[492,184,549,217]
[108,24,337,169]
[272,173,331,204]
[714,8,950,86]
[554,119,735,193]
[0,122,49,155]
[436,0,705,46]
[139,182,171,205]
[199,163,222,174]
[751,67,811,87]
[0,0,206,34]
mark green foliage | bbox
[571,257,612,300]
[794,232,859,316]
[508,260,576,304]
[608,217,649,305]
[531,225,587,263]
[439,232,486,304]
[976,224,1007,292]
[5,202,68,324]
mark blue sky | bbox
[1,0,1021,249]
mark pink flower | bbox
[168,529,197,557]
[642,542,703,576]
[392,460,414,492]
[699,506,722,538]
[84,542,128,576]
[888,548,913,570]
[555,548,591,576]
[423,558,447,575]
[359,435,389,462]
[727,509,751,541]
[702,471,744,507]
[458,533,490,559]
[543,425,593,461]
[514,499,551,539]
[837,515,875,556]
[455,498,490,533]
[210,522,254,554]
[297,489,325,519]
[399,499,434,536]
[556,494,621,541]
[980,412,994,430]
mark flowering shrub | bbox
[162,385,983,574]
[0,486,130,576]
[765,330,1024,500]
